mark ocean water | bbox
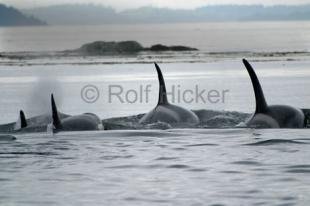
[1,129,310,206]
[0,22,310,205]
[0,22,310,52]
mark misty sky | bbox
[1,0,310,10]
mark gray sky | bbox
[1,0,310,10]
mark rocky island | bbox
[74,41,198,55]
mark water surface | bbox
[1,129,310,206]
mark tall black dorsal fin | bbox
[154,63,168,105]
[243,59,268,113]
[19,110,27,128]
[51,94,62,130]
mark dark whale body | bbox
[51,94,102,132]
[243,59,305,128]
[139,63,199,125]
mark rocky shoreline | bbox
[74,41,198,55]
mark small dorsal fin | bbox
[19,110,27,128]
[243,59,268,113]
[154,63,168,105]
[51,94,62,130]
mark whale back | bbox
[243,59,305,128]
[19,110,27,128]
[155,63,168,105]
[139,63,199,125]
[60,114,100,131]
[51,94,63,130]
[243,59,268,113]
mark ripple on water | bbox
[286,164,310,169]
[54,156,76,160]
[36,140,71,146]
[107,164,166,169]
[281,196,297,201]
[253,202,268,206]
[245,189,261,194]
[123,197,170,204]
[154,157,179,161]
[284,164,310,173]
[187,168,207,172]
[10,143,29,148]
[100,155,134,160]
[115,143,132,148]
[0,178,11,182]
[185,143,219,147]
[277,177,298,182]
[0,155,20,159]
[166,164,190,169]
[244,139,308,146]
[172,147,187,151]
[156,144,168,148]
[146,164,166,169]
[220,170,243,174]
[0,151,58,156]
[53,147,70,151]
[231,160,263,166]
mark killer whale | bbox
[0,110,55,133]
[5,110,71,133]
[242,59,305,128]
[139,63,199,125]
[51,94,103,132]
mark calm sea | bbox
[0,21,310,52]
